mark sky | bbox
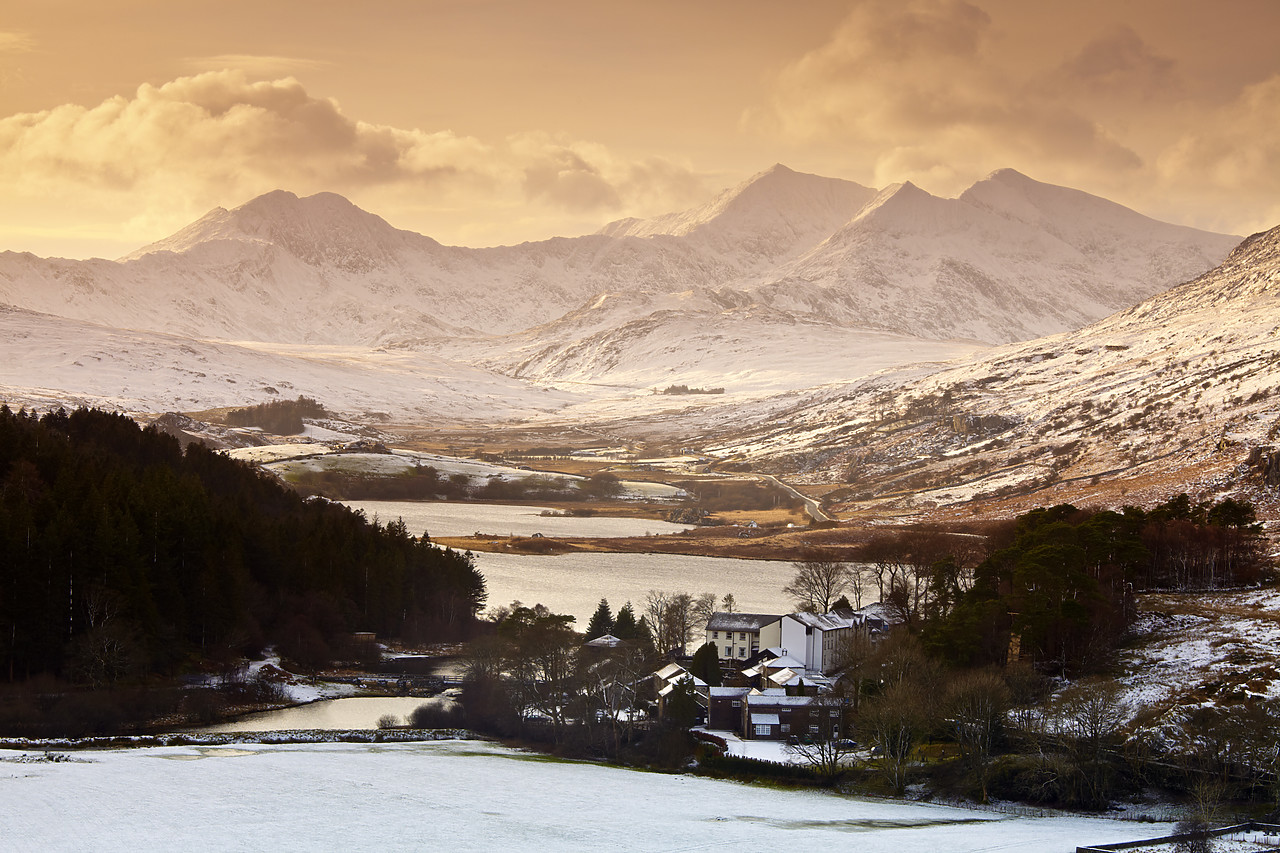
[2,0,1279,259]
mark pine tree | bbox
[612,602,639,639]
[585,598,614,640]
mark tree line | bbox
[224,396,327,435]
[291,467,624,503]
[790,498,1267,675]
[0,406,486,689]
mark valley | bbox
[3,161,1279,822]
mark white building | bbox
[705,612,778,662]
[757,610,889,675]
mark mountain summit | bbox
[122,190,437,270]
[598,165,877,268]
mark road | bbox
[752,473,833,523]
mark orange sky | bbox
[2,0,1279,259]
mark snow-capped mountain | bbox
[746,170,1239,343]
[705,222,1280,519]
[597,164,877,272]
[0,164,1246,423]
[0,167,1238,347]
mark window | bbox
[754,724,771,737]
[809,725,820,734]
[725,646,732,657]
[738,647,746,657]
[739,632,747,641]
[711,631,718,639]
[780,723,790,734]
[731,701,741,708]
[830,710,840,718]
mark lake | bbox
[341,499,690,539]
[196,696,444,733]
[472,551,795,624]
[339,499,797,623]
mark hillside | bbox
[702,223,1280,523]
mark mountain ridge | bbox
[1,166,1239,347]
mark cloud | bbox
[752,0,1144,191]
[0,71,708,250]
[183,54,330,77]
[1054,26,1179,101]
[1155,74,1280,232]
[0,32,35,53]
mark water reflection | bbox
[340,500,689,539]
[474,551,795,624]
[198,697,437,733]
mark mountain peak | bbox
[983,167,1034,184]
[122,190,434,265]
[959,168,1239,257]
[595,164,876,258]
[845,180,942,227]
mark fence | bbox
[1077,821,1280,853]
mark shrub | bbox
[408,700,465,729]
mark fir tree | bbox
[585,598,614,640]
[612,602,639,639]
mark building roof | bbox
[708,686,751,698]
[584,634,625,648]
[746,693,815,707]
[706,612,778,632]
[658,674,706,697]
[855,602,899,625]
[787,612,858,631]
[750,713,781,726]
[761,654,806,670]
[653,662,686,681]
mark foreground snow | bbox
[0,739,1173,852]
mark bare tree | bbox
[783,559,853,613]
[846,565,868,610]
[861,679,934,793]
[784,695,856,782]
[857,633,942,793]
[1055,678,1130,808]
[946,669,1010,802]
[645,590,716,655]
[720,593,738,613]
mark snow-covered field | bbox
[0,739,1175,852]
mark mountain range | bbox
[0,165,1242,424]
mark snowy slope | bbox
[0,304,577,421]
[751,173,1239,343]
[704,223,1280,518]
[598,164,877,271]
